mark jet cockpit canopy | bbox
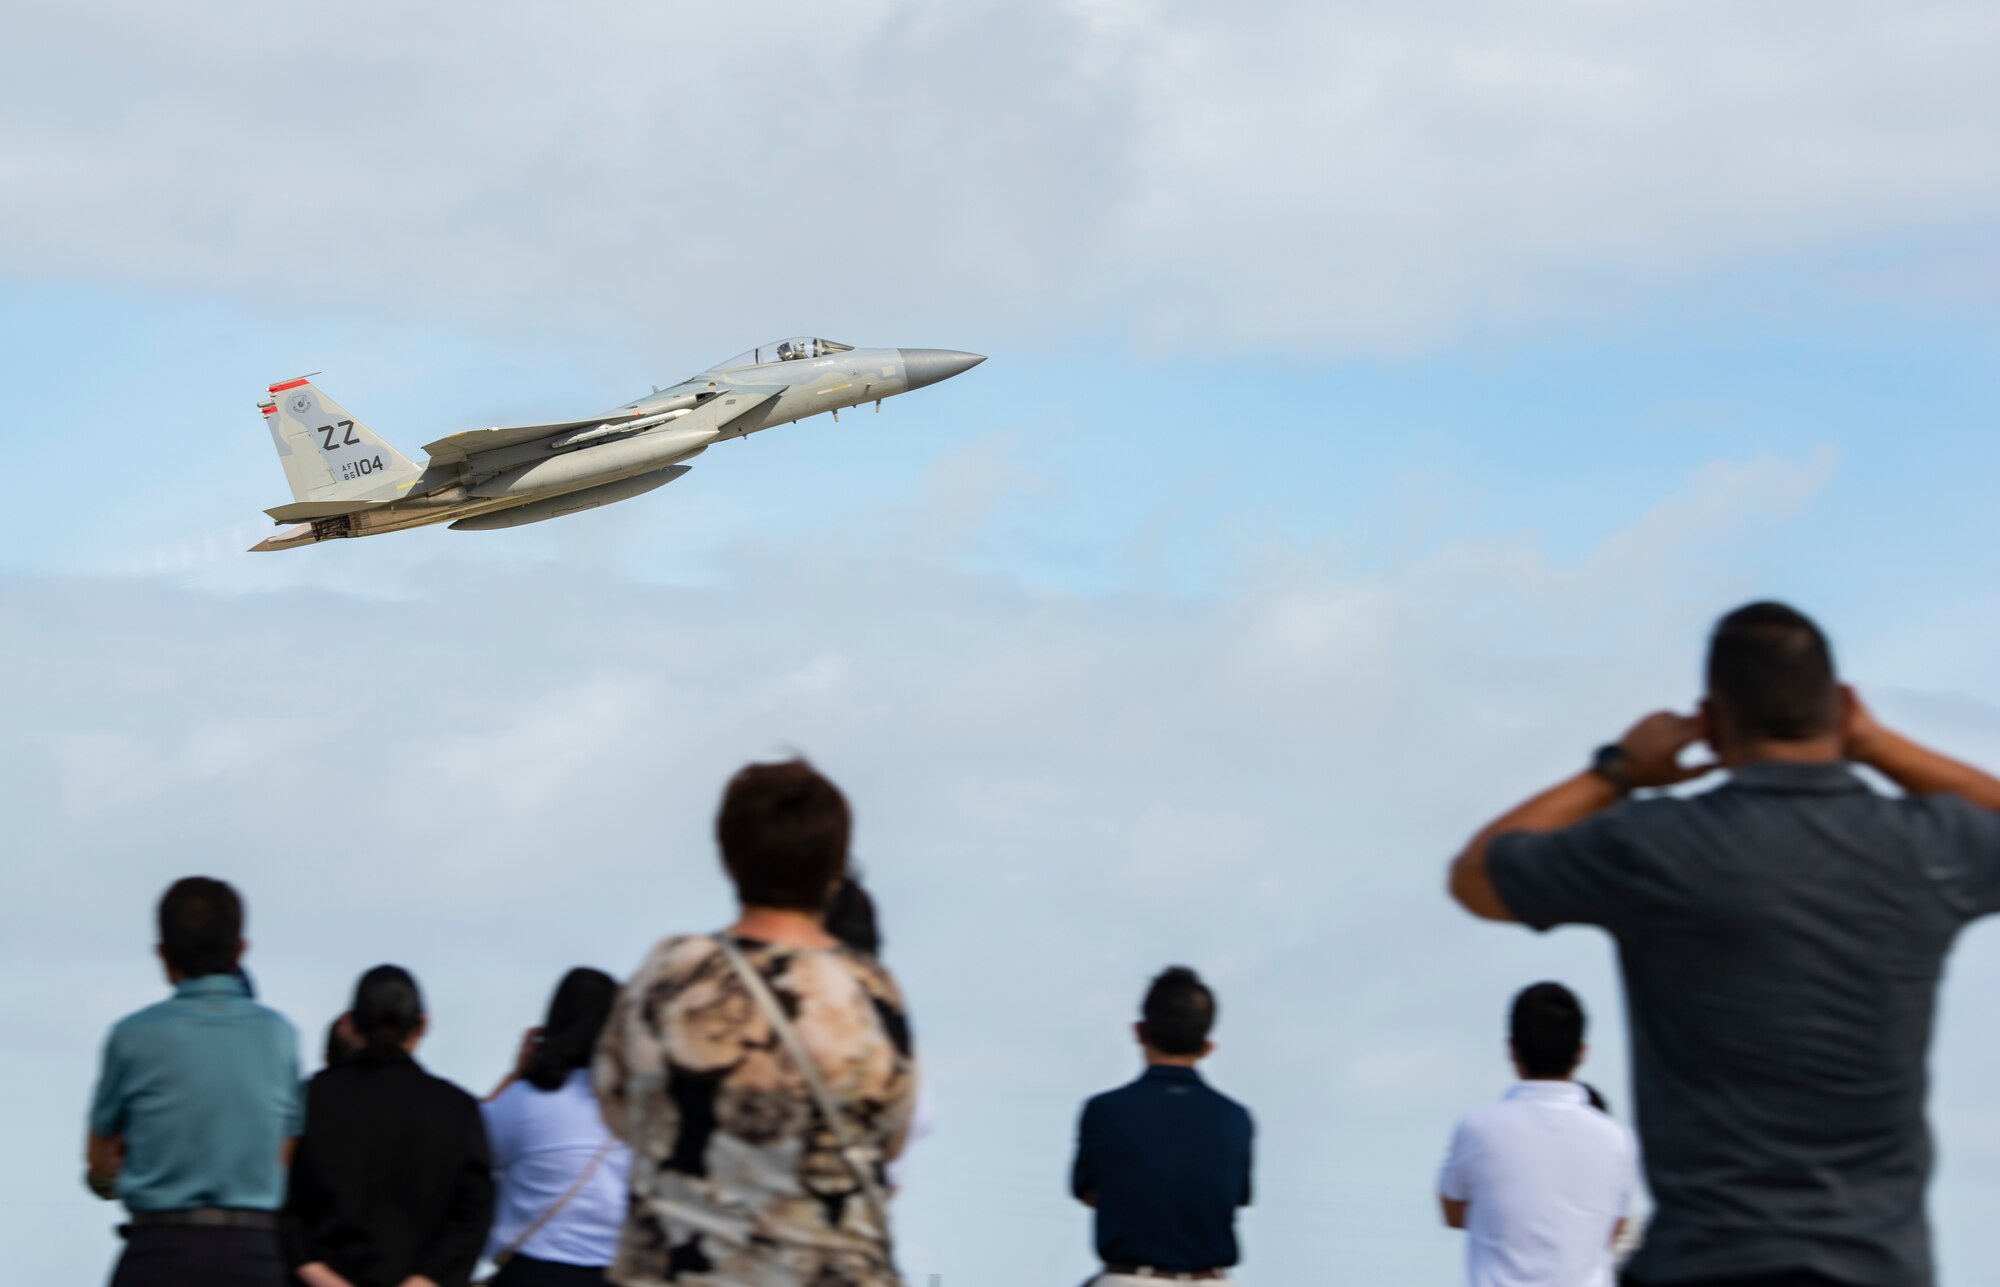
[709,337,854,372]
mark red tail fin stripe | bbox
[268,378,310,393]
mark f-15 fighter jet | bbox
[249,339,984,551]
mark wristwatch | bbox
[1590,743,1633,795]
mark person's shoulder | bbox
[108,994,179,1038]
[481,1077,530,1117]
[637,933,722,983]
[1084,1080,1140,1113]
[830,945,905,1008]
[1452,1098,1512,1139]
[1573,1102,1638,1150]
[242,999,299,1041]
[1196,1079,1253,1119]
[1087,1072,1167,1111]
[420,1068,483,1113]
[1888,786,2000,834]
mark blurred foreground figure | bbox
[1450,602,2000,1287]
[1071,966,1253,1287]
[282,965,494,1287]
[481,968,631,1287]
[1438,983,1638,1287]
[825,875,937,1194]
[595,759,917,1287]
[86,877,302,1287]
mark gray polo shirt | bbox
[1488,761,2000,1287]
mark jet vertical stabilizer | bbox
[262,377,422,505]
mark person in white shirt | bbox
[482,968,633,1287]
[1439,982,1639,1287]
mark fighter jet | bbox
[248,339,984,551]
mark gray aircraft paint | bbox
[248,341,983,551]
[449,467,693,530]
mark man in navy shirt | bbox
[1071,966,1254,1285]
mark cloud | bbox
[1,1,1996,351]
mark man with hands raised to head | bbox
[1449,602,2000,1287]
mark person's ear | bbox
[1837,684,1860,737]
[233,937,247,966]
[1574,1041,1589,1074]
[1133,1021,1147,1048]
[1699,698,1724,755]
[1200,1040,1216,1059]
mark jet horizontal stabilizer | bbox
[264,500,388,522]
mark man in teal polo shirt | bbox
[87,877,303,1287]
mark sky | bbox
[4,1,2000,1283]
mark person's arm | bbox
[1070,1101,1099,1207]
[1449,712,1715,921]
[85,1026,131,1198]
[1438,1120,1473,1229]
[414,1101,495,1287]
[296,1265,356,1287]
[281,1083,337,1279]
[84,1132,123,1198]
[1849,691,2000,809]
[486,1027,542,1102]
[1239,1111,1254,1209]
[594,979,642,1146]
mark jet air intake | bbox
[451,467,692,530]
[471,424,720,500]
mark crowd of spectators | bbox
[83,602,2000,1287]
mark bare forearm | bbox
[86,1133,119,1174]
[1482,772,1623,842]
[296,1264,356,1287]
[1855,727,2000,810]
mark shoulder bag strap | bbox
[713,936,894,1249]
[493,1133,616,1267]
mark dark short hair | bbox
[1707,602,1839,742]
[1141,966,1216,1056]
[524,967,619,1092]
[324,1016,360,1068]
[1511,981,1586,1078]
[157,877,244,978]
[352,964,424,1052]
[716,759,851,911]
[825,876,882,956]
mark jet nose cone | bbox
[899,349,986,391]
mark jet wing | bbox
[419,412,657,466]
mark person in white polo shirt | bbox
[1439,982,1639,1287]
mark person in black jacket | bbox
[283,965,494,1287]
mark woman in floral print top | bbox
[595,761,916,1287]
